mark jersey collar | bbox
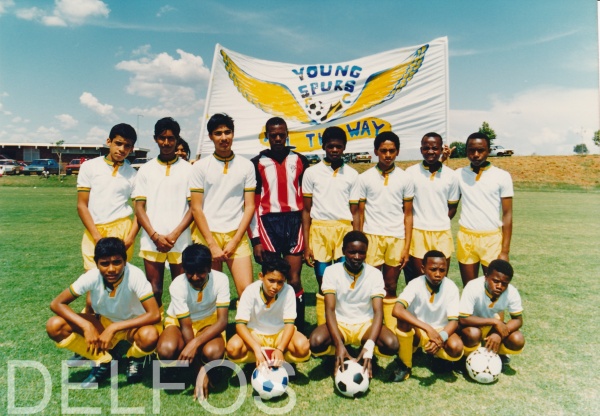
[192,274,210,302]
[104,270,125,298]
[344,263,364,289]
[213,152,235,162]
[260,285,278,308]
[425,278,441,303]
[484,282,501,307]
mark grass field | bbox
[1,164,599,415]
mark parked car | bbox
[305,154,321,164]
[0,159,21,175]
[351,152,372,163]
[66,158,86,175]
[489,145,514,157]
[131,157,150,170]
[23,159,60,175]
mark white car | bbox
[489,145,513,157]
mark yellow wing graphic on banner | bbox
[340,45,429,119]
[221,50,312,123]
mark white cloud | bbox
[16,0,109,26]
[450,87,599,155]
[79,92,114,116]
[15,7,44,21]
[0,0,14,15]
[83,126,108,143]
[55,114,78,129]
[156,5,176,17]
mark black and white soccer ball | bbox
[334,360,369,398]
[306,99,325,118]
[251,366,289,400]
[466,347,502,384]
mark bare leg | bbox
[144,259,166,307]
[459,262,480,287]
[226,256,253,297]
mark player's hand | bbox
[268,348,285,368]
[484,333,502,353]
[356,349,373,378]
[441,144,455,163]
[255,347,268,370]
[253,244,264,264]
[154,234,174,252]
[165,231,179,247]
[424,328,444,354]
[124,235,135,250]
[178,340,201,363]
[208,244,226,262]
[334,346,352,375]
[304,248,315,267]
[97,326,116,352]
[194,366,211,402]
[493,321,510,339]
[82,323,101,355]
[398,248,410,269]
[498,251,510,262]
[222,239,238,259]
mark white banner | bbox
[197,37,448,158]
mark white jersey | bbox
[397,275,459,329]
[235,280,296,335]
[322,262,385,324]
[302,161,358,221]
[406,162,459,231]
[459,276,523,319]
[351,165,414,238]
[77,156,136,225]
[189,153,256,233]
[132,157,192,253]
[70,263,153,323]
[457,164,513,231]
[166,271,230,322]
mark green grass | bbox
[1,183,599,415]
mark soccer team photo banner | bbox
[196,37,449,158]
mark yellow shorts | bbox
[82,217,134,270]
[309,219,352,262]
[365,234,404,267]
[410,228,454,259]
[192,229,251,259]
[140,250,183,264]
[338,320,372,347]
[456,226,502,266]
[99,315,162,349]
[248,328,287,348]
[164,313,226,342]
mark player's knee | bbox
[203,342,225,362]
[295,336,311,357]
[46,316,68,340]
[157,339,179,360]
[225,337,244,359]
[396,320,411,333]
[135,326,159,351]
[460,326,481,346]
[445,335,464,358]
[504,331,525,350]
[309,329,329,352]
[379,332,399,355]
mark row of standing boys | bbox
[46,114,525,400]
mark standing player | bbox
[190,113,255,297]
[226,257,311,367]
[134,117,193,308]
[309,231,398,378]
[391,250,463,382]
[302,126,358,325]
[156,244,229,402]
[77,123,139,271]
[456,132,513,286]
[250,117,310,331]
[459,259,525,368]
[46,238,161,387]
[404,132,459,283]
[351,131,413,332]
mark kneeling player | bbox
[46,238,161,387]
[156,243,229,401]
[459,259,525,369]
[392,250,463,381]
[226,257,310,368]
[309,231,399,378]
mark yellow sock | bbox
[382,298,397,332]
[284,350,311,363]
[463,344,479,356]
[498,344,523,355]
[227,350,256,364]
[312,344,335,357]
[316,294,326,326]
[126,341,154,359]
[57,333,112,365]
[394,328,414,368]
[374,345,394,359]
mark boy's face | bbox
[485,270,511,298]
[96,255,126,285]
[259,270,286,300]
[466,138,490,166]
[154,129,177,158]
[343,240,367,272]
[322,138,346,162]
[185,267,210,291]
[209,124,234,156]
[266,124,288,153]
[175,144,188,161]
[420,136,443,165]
[421,256,447,287]
[106,135,135,163]
[375,140,398,170]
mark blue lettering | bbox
[307,66,318,78]
[292,67,305,81]
[298,85,309,98]
[335,65,349,76]
[350,66,362,78]
[371,120,386,136]
[360,120,372,136]
[319,65,332,76]
[310,82,319,95]
[306,133,315,148]
[334,80,344,91]
[321,81,332,92]
[347,122,361,137]
[342,93,352,104]
[344,80,355,93]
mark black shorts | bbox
[258,212,304,255]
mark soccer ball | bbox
[306,99,326,119]
[251,366,289,400]
[465,347,502,384]
[334,360,369,398]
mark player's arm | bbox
[178,307,228,363]
[165,203,193,250]
[77,192,102,243]
[357,296,383,377]
[393,302,444,354]
[123,214,139,251]
[324,292,351,373]
[236,323,267,367]
[250,193,264,264]
[484,314,522,352]
[223,190,255,258]
[353,201,365,231]
[499,197,513,261]
[271,323,295,367]
[302,196,314,267]
[134,199,173,252]
[190,192,225,261]
[447,202,459,220]
[400,199,413,268]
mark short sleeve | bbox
[507,286,523,317]
[131,167,147,200]
[446,283,460,320]
[282,285,297,323]
[302,167,315,197]
[235,286,253,324]
[189,162,206,193]
[129,266,154,302]
[77,161,92,190]
[321,267,336,295]
[244,161,256,192]
[370,269,386,299]
[459,282,476,317]
[168,277,190,319]
[403,174,415,200]
[397,280,417,309]
[447,170,460,203]
[215,273,231,308]
[69,270,97,297]
[499,170,514,199]
[351,173,366,203]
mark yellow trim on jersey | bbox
[139,292,155,303]
[370,294,384,299]
[509,311,523,318]
[425,280,441,303]
[397,299,409,309]
[235,319,249,325]
[69,285,81,298]
[156,156,179,176]
[343,264,363,289]
[190,188,205,193]
[259,285,278,308]
[244,187,256,192]
[104,157,124,177]
[302,193,313,198]
[323,289,336,296]
[174,312,191,320]
[77,187,91,193]
[107,274,124,298]
[135,196,147,202]
[216,302,229,309]
[447,316,458,321]
[283,319,295,325]
[459,312,471,319]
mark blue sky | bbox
[0,0,598,158]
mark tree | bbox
[53,140,65,175]
[449,141,466,158]
[573,143,588,155]
[478,121,497,145]
[593,130,600,148]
